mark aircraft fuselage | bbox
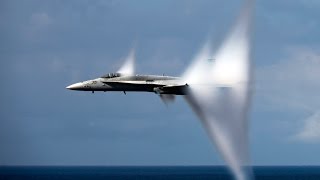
[66,73,187,95]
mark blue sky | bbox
[1,0,320,166]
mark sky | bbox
[1,0,320,166]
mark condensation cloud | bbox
[118,49,135,75]
[183,0,254,179]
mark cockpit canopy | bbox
[100,72,122,78]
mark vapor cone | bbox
[118,49,135,75]
[183,1,254,180]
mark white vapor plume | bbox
[118,49,135,75]
[183,0,254,180]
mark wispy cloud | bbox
[257,47,320,142]
[294,111,320,142]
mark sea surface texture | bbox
[1,166,320,180]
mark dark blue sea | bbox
[1,166,320,180]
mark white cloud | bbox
[294,111,320,142]
[257,47,320,110]
[256,47,320,142]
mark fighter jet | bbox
[66,0,254,179]
[66,73,187,95]
[66,50,188,102]
[66,72,191,102]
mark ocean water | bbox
[1,166,320,180]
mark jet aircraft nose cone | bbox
[66,82,83,90]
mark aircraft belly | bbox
[89,81,189,95]
[100,82,157,92]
